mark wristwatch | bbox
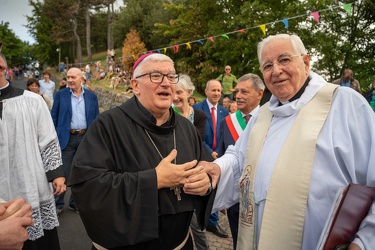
[205,174,213,196]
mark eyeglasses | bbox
[260,54,302,73]
[135,72,179,84]
[225,68,231,71]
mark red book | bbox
[317,184,375,250]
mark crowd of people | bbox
[1,33,375,250]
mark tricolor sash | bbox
[237,83,338,249]
[225,110,246,142]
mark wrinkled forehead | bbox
[141,60,175,73]
[261,39,294,62]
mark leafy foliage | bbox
[121,28,147,70]
[0,22,31,67]
[2,0,374,93]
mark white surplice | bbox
[213,71,375,249]
[0,91,62,240]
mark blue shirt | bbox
[70,88,87,130]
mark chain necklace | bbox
[144,129,182,201]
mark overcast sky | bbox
[0,0,35,43]
[0,0,124,44]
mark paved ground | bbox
[56,188,233,250]
[11,78,234,250]
[206,213,234,250]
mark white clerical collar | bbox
[206,99,218,110]
[0,81,10,90]
[241,105,260,117]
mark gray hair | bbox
[177,74,195,93]
[237,73,265,91]
[257,34,307,63]
[133,54,174,77]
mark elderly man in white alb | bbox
[187,34,375,250]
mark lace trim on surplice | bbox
[27,198,59,241]
[40,138,63,172]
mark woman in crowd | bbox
[59,77,67,89]
[188,96,197,106]
[228,100,238,114]
[27,78,53,110]
[173,74,206,139]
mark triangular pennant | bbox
[236,29,246,34]
[281,19,289,29]
[343,3,352,15]
[163,48,167,54]
[221,34,230,40]
[186,43,191,49]
[195,40,204,45]
[311,11,320,23]
[157,49,161,53]
[208,37,215,42]
[259,24,266,36]
[172,45,179,53]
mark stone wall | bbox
[93,87,131,112]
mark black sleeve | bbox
[217,119,226,157]
[193,108,207,140]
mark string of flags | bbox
[124,1,355,61]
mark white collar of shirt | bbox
[268,71,324,117]
[241,105,260,117]
[69,87,85,96]
[206,99,218,111]
[0,82,10,90]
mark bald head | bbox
[67,67,85,91]
[205,79,222,105]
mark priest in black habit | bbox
[68,53,215,250]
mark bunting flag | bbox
[172,45,179,53]
[259,24,266,36]
[311,11,320,23]
[79,2,358,65]
[221,34,230,40]
[195,40,204,45]
[343,3,352,15]
[281,19,289,29]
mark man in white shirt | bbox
[186,34,375,250]
[39,71,56,103]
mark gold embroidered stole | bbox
[237,83,338,249]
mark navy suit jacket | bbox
[193,100,229,153]
[217,118,237,157]
[51,88,99,150]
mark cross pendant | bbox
[170,186,182,201]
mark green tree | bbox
[113,0,171,50]
[0,22,32,67]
